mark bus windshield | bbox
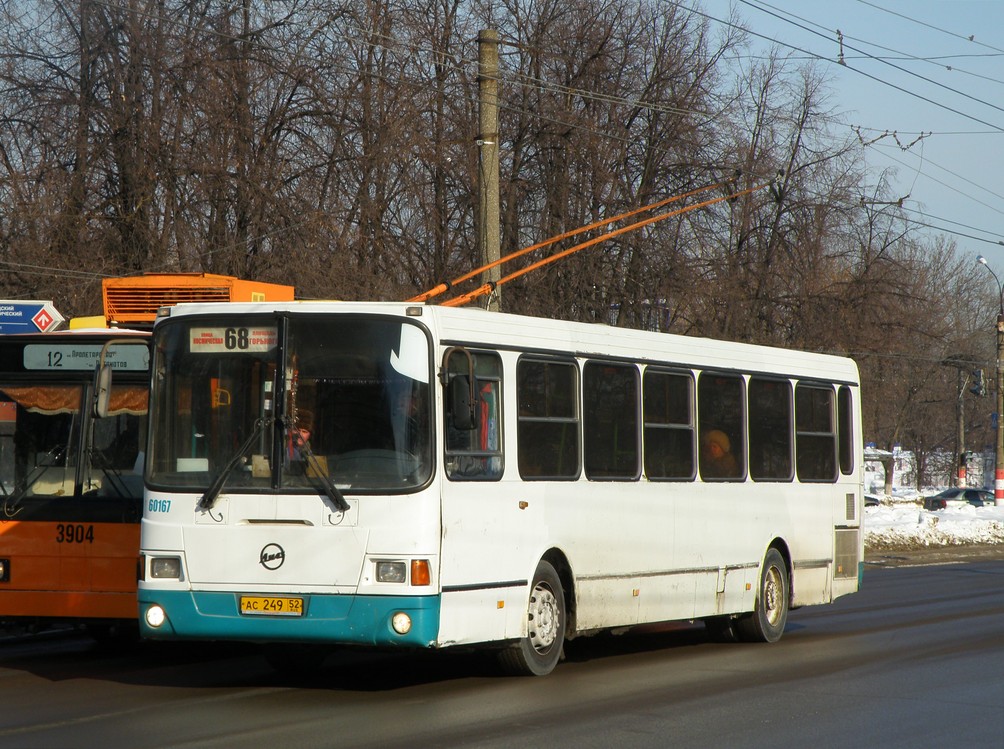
[0,382,146,512]
[148,314,432,493]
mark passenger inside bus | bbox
[700,429,739,479]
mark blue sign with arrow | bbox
[0,300,65,334]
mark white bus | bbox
[137,301,863,675]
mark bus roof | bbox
[156,300,860,384]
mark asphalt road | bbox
[2,556,1003,749]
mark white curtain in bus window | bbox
[795,384,837,482]
[583,361,639,480]
[517,359,579,480]
[445,352,503,481]
[642,369,695,480]
[697,373,745,480]
[747,378,793,481]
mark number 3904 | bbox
[56,524,94,544]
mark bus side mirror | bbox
[449,375,478,431]
[441,346,478,431]
[91,337,147,418]
[93,364,112,418]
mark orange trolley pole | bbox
[407,179,737,304]
[439,179,773,308]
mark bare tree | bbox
[0,0,996,472]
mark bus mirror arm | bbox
[93,365,112,418]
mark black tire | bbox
[497,560,565,676]
[734,548,788,643]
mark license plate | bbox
[239,595,304,617]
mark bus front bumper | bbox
[138,589,440,647]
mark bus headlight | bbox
[0,558,8,582]
[150,556,182,579]
[145,605,166,628]
[376,561,406,583]
[391,612,412,635]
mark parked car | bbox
[864,493,882,507]
[922,488,993,510]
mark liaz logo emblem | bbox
[259,543,285,570]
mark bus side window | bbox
[795,384,837,482]
[748,377,793,481]
[517,358,579,480]
[697,372,745,481]
[445,352,503,481]
[838,386,854,475]
[642,369,695,480]
[583,361,639,480]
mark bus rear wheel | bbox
[735,548,788,643]
[497,560,565,676]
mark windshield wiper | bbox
[198,417,271,511]
[284,417,350,513]
[2,444,68,518]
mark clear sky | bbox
[697,0,1004,267]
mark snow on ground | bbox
[864,489,1004,548]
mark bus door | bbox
[439,348,543,644]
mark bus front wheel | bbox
[735,548,788,643]
[497,560,565,676]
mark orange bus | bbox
[0,331,148,636]
[0,274,293,637]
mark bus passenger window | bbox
[642,370,694,480]
[584,362,639,480]
[445,352,503,480]
[838,386,854,475]
[748,378,793,481]
[697,372,745,481]
[517,359,579,480]
[795,384,837,482]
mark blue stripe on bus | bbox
[139,590,441,647]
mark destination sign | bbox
[23,343,150,371]
[189,326,278,353]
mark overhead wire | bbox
[853,0,1004,55]
[676,0,1004,250]
[750,0,1004,89]
[867,139,1004,211]
[732,0,1004,131]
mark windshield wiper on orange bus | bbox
[2,444,68,517]
[198,417,272,511]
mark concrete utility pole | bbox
[957,367,967,487]
[478,29,501,312]
[942,354,976,488]
[977,255,1004,505]
[996,317,1004,505]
